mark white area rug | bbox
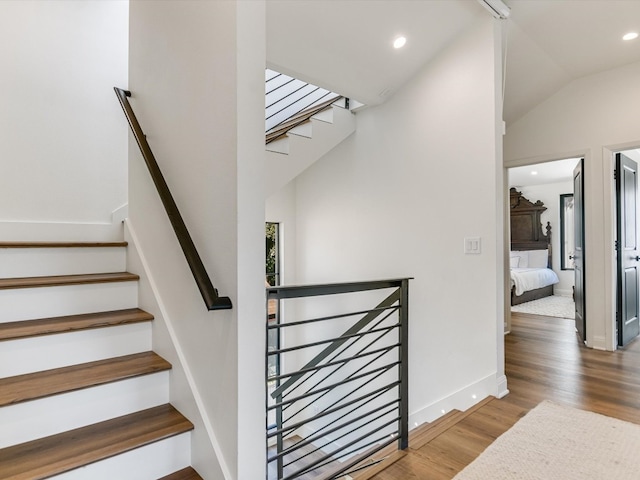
[511,295,574,319]
[453,401,640,479]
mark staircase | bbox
[0,242,202,479]
[264,70,357,197]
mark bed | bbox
[509,188,559,306]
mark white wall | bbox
[505,60,640,351]
[128,2,265,479]
[0,0,128,236]
[511,181,574,295]
[286,18,504,426]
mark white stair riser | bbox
[0,282,138,323]
[0,247,127,278]
[288,122,312,138]
[0,222,124,243]
[0,372,169,448]
[265,105,356,196]
[50,433,191,480]
[0,323,152,377]
[266,136,290,154]
[311,107,334,123]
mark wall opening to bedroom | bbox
[507,158,579,328]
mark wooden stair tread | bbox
[0,241,128,248]
[408,409,464,449]
[0,308,154,341]
[339,450,407,480]
[0,272,139,290]
[410,396,495,449]
[267,96,338,135]
[0,351,171,407]
[351,397,496,479]
[265,95,342,144]
[158,467,204,480]
[0,404,193,480]
[270,94,342,130]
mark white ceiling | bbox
[508,158,579,188]
[266,0,640,125]
[508,149,640,187]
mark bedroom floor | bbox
[511,294,575,319]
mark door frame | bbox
[506,144,640,352]
[504,150,589,336]
[606,143,640,350]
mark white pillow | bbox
[510,251,528,268]
[527,249,549,269]
[509,256,519,268]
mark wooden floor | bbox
[268,435,333,480]
[365,312,640,479]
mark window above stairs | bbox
[266,69,341,133]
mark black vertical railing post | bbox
[398,280,409,450]
[275,296,284,479]
[265,294,271,480]
[276,393,284,479]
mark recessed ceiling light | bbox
[623,32,638,41]
[531,171,538,176]
[393,36,407,49]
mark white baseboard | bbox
[0,220,123,242]
[495,374,509,399]
[554,289,573,297]
[409,373,499,429]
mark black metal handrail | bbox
[266,278,410,480]
[114,87,232,311]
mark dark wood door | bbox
[573,159,586,342]
[616,153,640,346]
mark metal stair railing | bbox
[266,278,410,480]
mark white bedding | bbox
[510,267,559,296]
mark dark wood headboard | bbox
[509,188,552,255]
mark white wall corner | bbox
[589,335,608,351]
[495,374,509,399]
[112,203,129,224]
[408,374,499,429]
[124,219,232,480]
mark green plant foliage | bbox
[266,222,278,286]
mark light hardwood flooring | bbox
[268,435,334,480]
[365,312,640,479]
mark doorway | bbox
[614,149,640,347]
[507,158,581,334]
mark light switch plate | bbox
[464,236,481,254]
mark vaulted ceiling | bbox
[267,0,640,125]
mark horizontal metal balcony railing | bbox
[266,278,410,480]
